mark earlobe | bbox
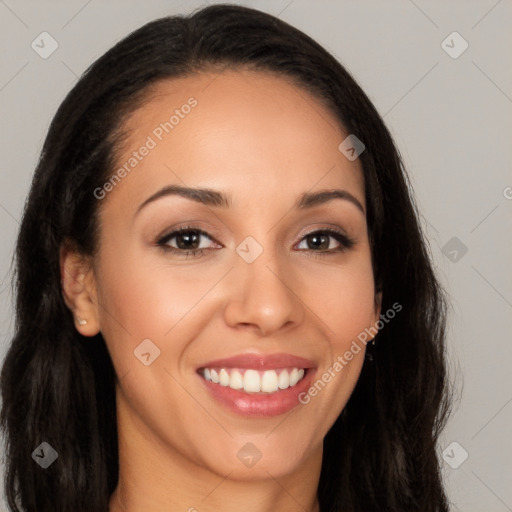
[59,241,101,337]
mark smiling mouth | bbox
[198,367,307,394]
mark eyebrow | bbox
[135,185,365,216]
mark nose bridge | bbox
[223,234,303,335]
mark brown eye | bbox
[304,232,331,250]
[156,227,221,258]
[174,231,201,250]
[296,229,355,254]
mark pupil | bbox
[177,231,199,250]
[309,233,328,250]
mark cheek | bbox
[300,257,377,345]
[298,261,375,426]
[95,249,215,333]
[93,247,230,375]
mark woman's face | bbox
[89,69,380,479]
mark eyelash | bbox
[156,225,355,259]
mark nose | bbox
[223,245,304,337]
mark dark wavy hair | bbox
[0,4,451,511]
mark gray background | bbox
[0,1,511,510]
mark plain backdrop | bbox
[0,1,511,511]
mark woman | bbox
[0,4,451,511]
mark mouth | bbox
[196,352,316,417]
[199,366,307,393]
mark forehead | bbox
[108,69,365,209]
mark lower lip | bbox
[198,369,316,417]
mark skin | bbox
[61,69,381,512]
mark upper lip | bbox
[198,352,316,370]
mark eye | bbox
[156,226,355,259]
[156,226,221,258]
[295,229,355,255]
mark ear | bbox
[60,240,101,337]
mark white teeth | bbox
[243,369,261,392]
[289,368,303,387]
[219,368,230,386]
[202,367,306,393]
[261,370,278,393]
[230,370,244,390]
[278,369,289,389]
